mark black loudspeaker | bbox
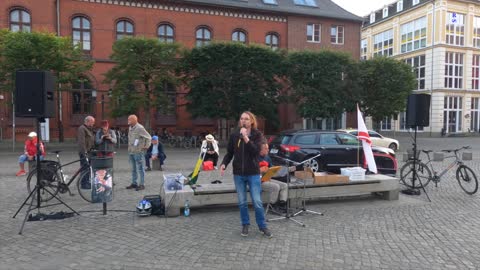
[406,94,430,127]
[15,70,55,118]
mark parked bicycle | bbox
[26,150,94,202]
[400,146,478,195]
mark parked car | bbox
[338,129,400,151]
[268,130,397,176]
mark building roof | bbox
[362,0,430,28]
[179,0,363,22]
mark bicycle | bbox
[26,150,94,202]
[400,146,478,195]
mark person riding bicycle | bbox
[16,132,46,176]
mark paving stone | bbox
[0,137,480,269]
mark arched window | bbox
[265,33,279,50]
[72,16,91,51]
[196,27,211,47]
[116,20,134,40]
[158,23,174,43]
[72,77,94,114]
[232,30,247,44]
[10,9,31,32]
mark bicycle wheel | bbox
[456,165,478,195]
[183,139,192,149]
[168,138,176,148]
[76,168,93,203]
[400,160,432,189]
[26,166,61,202]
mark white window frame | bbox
[446,12,465,46]
[444,52,464,89]
[444,96,463,133]
[400,17,427,53]
[471,97,480,132]
[404,55,426,90]
[373,29,393,57]
[307,23,321,43]
[383,7,388,18]
[397,1,403,12]
[370,13,375,24]
[380,116,392,131]
[361,39,368,60]
[412,0,419,5]
[330,25,344,44]
[474,17,480,48]
[472,55,480,90]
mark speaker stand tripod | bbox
[12,118,79,235]
[292,154,324,217]
[400,126,431,202]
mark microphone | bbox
[238,124,246,147]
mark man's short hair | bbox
[84,116,94,124]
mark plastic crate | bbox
[340,167,366,181]
[164,173,186,191]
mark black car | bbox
[268,130,397,176]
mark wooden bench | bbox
[162,174,399,217]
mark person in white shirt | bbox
[201,134,219,169]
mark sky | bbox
[331,0,396,17]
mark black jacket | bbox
[221,128,263,176]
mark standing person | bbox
[145,135,166,171]
[16,132,46,176]
[220,111,272,238]
[259,143,288,211]
[95,120,117,157]
[126,114,151,191]
[201,134,219,169]
[78,116,95,188]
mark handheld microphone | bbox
[238,124,247,147]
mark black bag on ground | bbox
[143,195,165,216]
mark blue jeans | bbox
[233,174,267,229]
[129,153,145,186]
[18,154,44,163]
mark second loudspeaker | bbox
[406,93,430,127]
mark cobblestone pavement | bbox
[0,136,480,270]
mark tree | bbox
[0,30,93,141]
[287,50,359,120]
[181,42,285,127]
[357,57,416,123]
[104,37,181,131]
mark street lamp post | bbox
[101,94,105,119]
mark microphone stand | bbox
[267,156,307,227]
[291,154,324,217]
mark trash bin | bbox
[90,155,114,203]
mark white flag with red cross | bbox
[357,104,377,174]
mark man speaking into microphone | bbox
[220,111,272,238]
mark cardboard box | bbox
[313,172,349,184]
[294,168,314,180]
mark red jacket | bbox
[25,138,45,157]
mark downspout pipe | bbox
[56,0,64,142]
[429,0,436,136]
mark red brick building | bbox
[0,0,361,141]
